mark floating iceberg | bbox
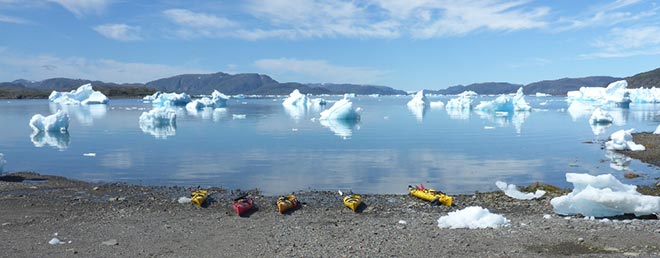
[407,90,430,107]
[437,206,509,229]
[282,89,309,107]
[0,153,5,173]
[429,101,445,109]
[143,91,161,101]
[551,173,660,217]
[654,124,660,134]
[48,84,109,105]
[589,108,613,124]
[186,90,229,110]
[139,108,177,139]
[29,110,69,132]
[30,131,70,150]
[319,97,360,121]
[474,88,531,113]
[605,129,645,151]
[495,181,545,200]
[535,92,551,97]
[445,91,476,110]
[151,92,192,107]
[567,80,631,108]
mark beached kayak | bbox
[343,194,362,212]
[232,195,254,216]
[191,189,208,207]
[277,194,299,213]
[409,185,453,206]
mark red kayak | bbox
[232,195,254,216]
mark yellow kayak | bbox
[409,185,452,206]
[277,194,300,213]
[191,189,208,207]
[343,194,362,212]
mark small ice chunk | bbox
[589,108,613,124]
[654,124,660,134]
[495,181,545,200]
[550,173,660,217]
[398,220,407,225]
[151,92,192,107]
[0,153,6,173]
[139,108,176,127]
[49,238,63,245]
[605,129,645,151]
[445,91,476,110]
[282,89,309,107]
[407,90,430,107]
[185,90,229,110]
[437,206,509,229]
[543,214,552,219]
[430,101,445,109]
[83,153,96,157]
[319,97,360,121]
[232,114,246,119]
[29,110,69,132]
[177,197,192,204]
[484,126,495,130]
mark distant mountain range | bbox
[1,67,658,99]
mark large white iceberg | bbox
[151,92,192,107]
[407,90,430,107]
[445,91,476,110]
[605,129,645,151]
[319,97,360,121]
[437,206,509,229]
[48,84,109,105]
[495,181,545,200]
[282,89,309,107]
[185,90,229,110]
[29,110,69,132]
[567,80,631,108]
[474,88,531,113]
[139,108,177,139]
[551,173,660,217]
[589,108,613,124]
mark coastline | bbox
[1,172,659,257]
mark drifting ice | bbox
[151,92,192,107]
[551,173,660,217]
[29,110,69,132]
[474,88,531,112]
[437,206,509,229]
[0,153,5,173]
[589,108,613,124]
[495,181,545,200]
[445,91,476,110]
[407,90,430,107]
[139,108,177,139]
[567,80,631,107]
[282,89,309,107]
[186,90,229,110]
[605,129,645,151]
[48,84,109,105]
[319,97,360,121]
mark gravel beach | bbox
[1,171,659,258]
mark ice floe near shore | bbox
[437,206,509,229]
[29,110,69,132]
[496,181,545,200]
[605,129,645,151]
[49,84,109,105]
[567,80,631,107]
[139,108,177,139]
[551,173,660,217]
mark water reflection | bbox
[49,103,107,126]
[283,104,307,122]
[475,110,530,134]
[604,150,631,171]
[407,105,428,122]
[139,123,176,139]
[446,108,470,120]
[320,119,359,139]
[590,123,611,135]
[567,102,628,126]
[30,131,70,150]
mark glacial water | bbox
[1,96,660,195]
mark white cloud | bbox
[162,8,238,39]
[582,26,660,58]
[0,13,30,24]
[557,0,655,31]
[94,23,142,41]
[48,0,113,17]
[0,50,211,82]
[254,58,388,84]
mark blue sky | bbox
[0,0,658,91]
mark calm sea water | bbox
[1,96,660,195]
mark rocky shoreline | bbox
[1,171,659,257]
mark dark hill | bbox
[626,68,660,89]
[307,83,406,95]
[429,82,523,95]
[523,76,621,95]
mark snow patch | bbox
[437,206,509,229]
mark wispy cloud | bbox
[0,50,211,82]
[0,13,29,24]
[582,26,660,58]
[162,8,237,39]
[93,23,142,41]
[48,0,113,18]
[556,0,656,31]
[254,58,388,84]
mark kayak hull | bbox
[191,189,208,207]
[343,194,362,212]
[277,194,299,213]
[409,186,453,206]
[233,197,254,216]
